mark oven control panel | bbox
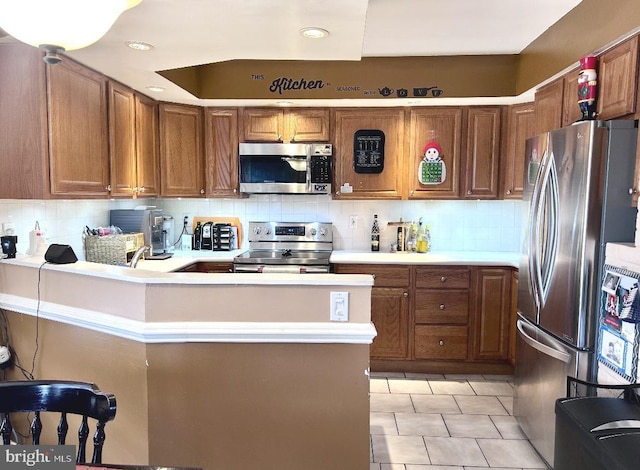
[249,221,332,242]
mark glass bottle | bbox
[416,220,427,253]
[371,214,380,252]
[193,221,202,250]
[425,224,432,252]
[409,222,417,252]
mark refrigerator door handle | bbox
[528,148,547,311]
[517,318,571,363]
[540,155,560,304]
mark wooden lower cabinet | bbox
[371,287,409,359]
[470,267,513,362]
[333,264,410,360]
[174,262,234,273]
[334,263,515,374]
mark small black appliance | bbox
[1,236,17,258]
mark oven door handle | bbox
[233,265,261,273]
[233,265,329,274]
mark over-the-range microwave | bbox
[239,142,332,194]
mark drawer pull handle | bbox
[440,276,447,282]
[439,340,444,346]
[439,304,445,310]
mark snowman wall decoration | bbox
[418,140,446,185]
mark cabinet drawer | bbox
[414,325,468,360]
[414,290,469,324]
[334,264,410,287]
[415,267,469,289]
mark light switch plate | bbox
[330,292,349,322]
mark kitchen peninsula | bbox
[0,254,374,470]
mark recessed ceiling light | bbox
[146,86,165,93]
[126,40,154,51]
[299,27,329,39]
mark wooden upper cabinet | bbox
[287,108,330,142]
[47,58,110,197]
[109,84,160,198]
[204,108,242,197]
[134,93,160,197]
[108,81,136,197]
[597,35,639,119]
[241,108,329,142]
[407,107,463,199]
[534,78,564,135]
[500,102,534,199]
[561,67,582,126]
[333,108,405,199]
[242,108,283,141]
[159,103,205,197]
[462,107,501,199]
[0,43,49,199]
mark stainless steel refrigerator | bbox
[514,119,638,466]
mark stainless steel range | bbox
[233,221,333,273]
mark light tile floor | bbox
[369,372,551,470]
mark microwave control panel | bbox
[310,156,332,183]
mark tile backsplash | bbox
[0,196,523,260]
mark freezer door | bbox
[514,316,590,467]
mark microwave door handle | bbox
[306,144,312,192]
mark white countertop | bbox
[1,248,518,287]
[330,250,520,268]
[2,250,373,286]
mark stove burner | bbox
[281,249,292,257]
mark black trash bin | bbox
[555,395,640,470]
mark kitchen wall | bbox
[0,197,523,259]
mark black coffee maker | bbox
[1,236,17,258]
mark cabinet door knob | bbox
[372,274,376,279]
[467,190,472,195]
[106,184,112,191]
[133,186,138,193]
[410,190,414,195]
[439,304,445,310]
[277,134,282,142]
[440,276,447,283]
[439,340,444,346]
[139,186,145,193]
[200,189,205,194]
[506,189,512,195]
[403,292,409,298]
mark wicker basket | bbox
[84,233,144,265]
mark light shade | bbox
[0,0,142,51]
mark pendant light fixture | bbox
[0,0,143,64]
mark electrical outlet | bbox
[2,222,15,234]
[330,292,349,322]
[349,215,359,229]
